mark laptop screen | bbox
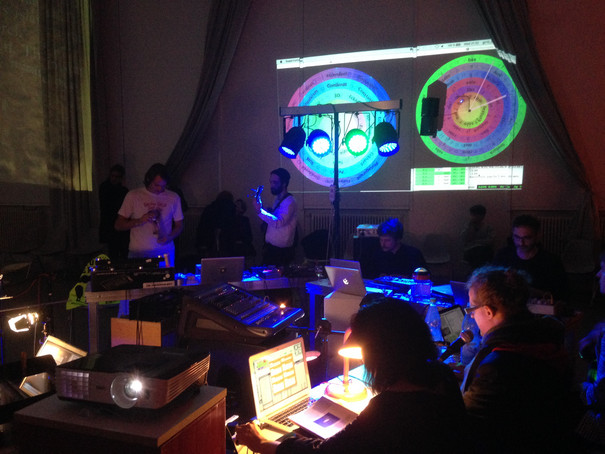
[200,256,244,285]
[440,305,465,344]
[249,337,311,417]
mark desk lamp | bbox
[325,328,368,402]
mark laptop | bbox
[450,280,470,307]
[248,337,312,435]
[200,256,244,285]
[439,305,466,344]
[329,258,362,271]
[324,266,367,296]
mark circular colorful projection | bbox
[286,67,396,187]
[416,54,526,164]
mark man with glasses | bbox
[461,266,577,453]
[492,214,567,300]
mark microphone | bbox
[438,329,474,362]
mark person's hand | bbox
[234,421,268,453]
[253,199,262,214]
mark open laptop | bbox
[450,280,470,307]
[439,305,466,344]
[329,258,362,271]
[200,256,244,285]
[248,337,312,436]
[324,265,367,296]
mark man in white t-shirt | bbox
[254,167,297,267]
[115,163,184,267]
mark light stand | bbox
[280,100,401,259]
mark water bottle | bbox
[460,313,481,365]
[425,304,443,343]
[412,267,432,302]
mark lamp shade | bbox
[373,122,399,156]
[279,126,306,158]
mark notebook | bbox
[324,266,367,296]
[439,305,466,344]
[248,337,312,435]
[450,280,470,306]
[329,258,362,271]
[200,256,244,285]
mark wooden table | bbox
[14,386,227,454]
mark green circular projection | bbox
[416,54,526,164]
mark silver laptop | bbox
[200,256,244,285]
[329,258,362,271]
[450,280,470,306]
[325,265,367,296]
[248,337,312,434]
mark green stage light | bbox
[344,129,370,156]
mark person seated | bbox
[492,214,567,300]
[234,296,472,454]
[461,266,578,453]
[460,204,494,270]
[361,218,426,279]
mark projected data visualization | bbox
[416,54,526,164]
[411,165,523,191]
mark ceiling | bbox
[528,1,605,209]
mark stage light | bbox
[8,312,39,333]
[344,128,370,156]
[373,122,399,156]
[279,126,306,158]
[306,129,331,157]
[325,328,367,402]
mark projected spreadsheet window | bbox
[411,166,523,191]
[254,346,308,411]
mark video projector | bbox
[55,344,210,409]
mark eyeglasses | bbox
[464,305,483,315]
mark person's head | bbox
[377,218,403,253]
[597,251,605,294]
[511,214,540,257]
[235,198,247,215]
[466,266,530,336]
[469,204,486,224]
[144,163,169,194]
[108,164,125,186]
[350,296,438,393]
[269,168,290,196]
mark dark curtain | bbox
[473,0,598,242]
[165,0,252,184]
[41,0,96,253]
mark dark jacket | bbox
[277,361,471,454]
[462,311,578,453]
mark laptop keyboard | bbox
[269,399,309,427]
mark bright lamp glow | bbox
[8,312,39,333]
[325,328,367,402]
[306,129,331,157]
[279,126,306,158]
[373,122,399,156]
[344,129,369,156]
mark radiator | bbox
[534,215,573,256]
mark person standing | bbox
[115,163,184,267]
[254,168,297,267]
[98,164,130,261]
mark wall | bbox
[96,0,585,267]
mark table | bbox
[14,385,227,454]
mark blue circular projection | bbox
[286,68,396,187]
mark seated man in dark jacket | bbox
[461,266,578,453]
